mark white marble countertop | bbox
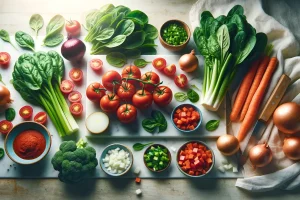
[1,0,300,199]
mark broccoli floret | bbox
[51,138,98,184]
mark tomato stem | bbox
[122,77,163,87]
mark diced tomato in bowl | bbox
[176,141,215,177]
[171,104,202,133]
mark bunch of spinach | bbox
[42,15,65,47]
[84,4,158,67]
[193,5,267,111]
[12,51,79,137]
[142,110,167,133]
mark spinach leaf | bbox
[133,142,153,151]
[142,119,158,133]
[48,50,64,83]
[207,34,220,58]
[216,25,230,59]
[115,19,135,36]
[0,29,17,50]
[29,14,44,37]
[200,11,214,28]
[191,84,200,91]
[229,14,246,32]
[174,92,188,102]
[123,31,146,49]
[133,58,150,68]
[96,28,115,41]
[187,89,199,103]
[227,5,244,18]
[110,13,125,28]
[5,108,16,121]
[44,15,65,41]
[210,20,222,35]
[0,148,4,159]
[245,32,267,63]
[142,110,167,133]
[205,120,220,131]
[125,10,148,25]
[106,52,127,67]
[143,24,158,40]
[234,32,256,64]
[104,35,126,48]
[124,49,141,59]
[43,33,64,47]
[0,74,5,85]
[15,31,35,51]
[216,15,226,24]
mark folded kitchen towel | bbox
[189,0,300,192]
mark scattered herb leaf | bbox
[15,31,35,51]
[142,110,167,133]
[174,92,188,102]
[43,33,64,47]
[191,84,200,91]
[133,58,151,68]
[0,148,4,159]
[106,52,127,68]
[0,29,17,50]
[206,120,220,131]
[187,89,200,103]
[5,108,16,121]
[29,14,44,37]
[0,74,6,85]
[133,142,153,151]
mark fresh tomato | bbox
[65,20,81,36]
[140,72,160,92]
[69,68,83,82]
[0,52,11,66]
[121,65,141,84]
[117,104,137,123]
[152,58,166,70]
[68,91,82,103]
[132,90,153,109]
[86,82,106,102]
[102,70,122,91]
[117,82,136,101]
[90,59,103,72]
[163,64,176,76]
[70,102,83,116]
[60,80,74,94]
[34,112,47,125]
[174,74,188,88]
[153,86,173,106]
[19,106,33,119]
[100,94,120,113]
[0,120,13,134]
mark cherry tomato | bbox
[90,59,103,71]
[86,82,106,102]
[65,20,81,36]
[0,120,13,135]
[102,70,122,91]
[132,90,153,109]
[117,104,137,123]
[163,64,176,76]
[100,94,120,113]
[69,68,83,82]
[0,52,11,66]
[153,86,173,106]
[60,80,74,94]
[121,65,141,84]
[70,102,83,116]
[140,72,160,92]
[174,74,188,88]
[117,82,136,101]
[68,91,82,103]
[19,105,33,119]
[152,58,166,70]
[34,112,48,125]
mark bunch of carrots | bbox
[230,45,278,142]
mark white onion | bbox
[102,148,131,174]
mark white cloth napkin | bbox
[189,0,300,192]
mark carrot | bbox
[237,57,278,141]
[230,59,260,121]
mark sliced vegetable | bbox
[163,64,176,76]
[174,74,188,88]
[34,112,48,125]
[19,106,33,119]
[60,80,74,94]
[5,108,16,121]
[0,120,13,135]
[162,23,188,46]
[102,147,131,174]
[134,59,151,68]
[144,145,170,171]
[69,68,83,82]
[0,52,11,66]
[90,59,103,71]
[206,120,220,131]
[173,106,200,131]
[135,177,141,183]
[85,112,109,134]
[152,58,166,70]
[133,142,153,151]
[65,19,81,37]
[68,91,82,103]
[70,102,83,116]
[142,110,167,133]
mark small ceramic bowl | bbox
[171,104,203,133]
[143,144,172,173]
[100,143,133,176]
[176,141,215,178]
[159,19,191,51]
[4,121,52,165]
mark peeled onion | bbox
[179,50,198,72]
[217,134,240,156]
[61,37,86,62]
[283,137,300,161]
[0,85,13,107]
[273,102,300,134]
[249,143,272,168]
